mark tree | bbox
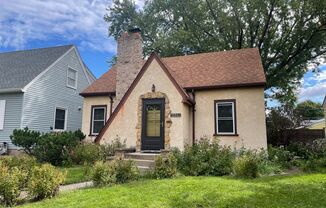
[104,0,326,104]
[294,100,324,120]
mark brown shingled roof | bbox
[81,48,265,97]
[80,65,117,96]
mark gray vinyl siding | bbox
[20,48,90,138]
[0,93,23,149]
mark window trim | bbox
[66,67,78,89]
[214,99,238,136]
[90,105,107,136]
[53,107,68,131]
[0,100,6,131]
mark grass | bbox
[20,173,326,208]
[60,166,90,185]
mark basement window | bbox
[215,100,237,135]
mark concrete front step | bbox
[137,166,152,174]
[132,159,155,168]
[124,152,161,173]
[124,152,160,161]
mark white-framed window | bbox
[91,106,107,135]
[67,67,77,89]
[215,100,236,135]
[54,107,67,131]
[0,100,6,130]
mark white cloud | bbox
[0,0,119,52]
[298,67,326,102]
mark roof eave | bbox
[0,88,24,94]
[184,82,266,91]
[79,92,116,97]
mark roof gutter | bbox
[79,92,116,97]
[0,88,23,94]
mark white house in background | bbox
[0,45,96,154]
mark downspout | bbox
[109,96,113,116]
[191,89,196,145]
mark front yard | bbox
[61,166,90,185]
[20,173,326,208]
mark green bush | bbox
[257,159,283,175]
[27,164,66,200]
[72,143,105,165]
[0,156,37,187]
[92,158,139,187]
[0,163,27,206]
[114,158,139,183]
[104,136,126,156]
[287,140,326,160]
[233,153,259,178]
[153,154,177,179]
[33,130,85,166]
[10,127,41,155]
[302,158,326,172]
[268,145,294,168]
[92,161,116,187]
[173,138,235,176]
[10,129,85,166]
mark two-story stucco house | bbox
[80,29,267,152]
[0,45,95,153]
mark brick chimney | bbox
[115,28,143,106]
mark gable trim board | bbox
[22,46,94,92]
[95,53,194,143]
[21,46,74,92]
[72,46,96,84]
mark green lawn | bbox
[60,166,90,185]
[20,173,326,208]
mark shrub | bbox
[174,138,235,176]
[114,158,139,183]
[153,154,177,179]
[33,130,85,166]
[104,136,127,156]
[92,158,139,187]
[257,159,283,175]
[10,127,41,155]
[287,143,313,159]
[268,145,294,168]
[0,162,27,206]
[72,144,105,165]
[92,161,116,187]
[0,156,37,186]
[302,158,326,172]
[10,129,85,166]
[27,164,66,200]
[233,153,259,178]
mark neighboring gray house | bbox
[0,45,96,153]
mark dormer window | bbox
[67,68,77,89]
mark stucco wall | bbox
[100,59,189,150]
[195,87,267,150]
[82,96,112,141]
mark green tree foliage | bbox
[295,100,324,120]
[104,0,326,104]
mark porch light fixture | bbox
[152,84,156,92]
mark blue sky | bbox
[0,0,325,104]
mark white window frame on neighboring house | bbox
[91,106,107,135]
[66,67,78,89]
[0,100,6,130]
[215,100,237,135]
[53,107,67,131]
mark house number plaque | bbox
[170,113,181,118]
